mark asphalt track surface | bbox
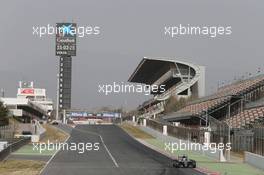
[41,125,204,175]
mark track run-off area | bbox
[41,125,204,175]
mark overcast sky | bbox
[0,0,263,110]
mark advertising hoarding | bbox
[66,111,121,118]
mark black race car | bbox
[172,155,196,168]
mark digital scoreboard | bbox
[56,22,77,112]
[56,23,77,56]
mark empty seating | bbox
[225,106,264,128]
[177,75,264,115]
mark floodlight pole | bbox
[205,110,208,127]
[227,102,231,162]
[0,88,4,97]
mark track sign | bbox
[56,23,77,56]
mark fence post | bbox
[143,119,146,127]
[220,137,226,162]
[204,131,211,144]
[163,125,167,136]
[132,116,136,123]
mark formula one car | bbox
[172,155,196,168]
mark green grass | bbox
[12,144,56,156]
[145,138,264,175]
[120,123,154,139]
[120,123,264,175]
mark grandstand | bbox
[164,74,264,127]
[128,57,205,118]
[160,73,264,156]
[130,58,264,156]
[225,106,264,128]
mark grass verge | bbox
[121,123,264,175]
[3,124,69,175]
[120,123,154,139]
[146,138,264,175]
[0,160,45,175]
[41,124,68,142]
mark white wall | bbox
[198,66,205,97]
[0,98,29,105]
[245,151,264,170]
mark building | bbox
[0,81,53,122]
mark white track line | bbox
[99,135,119,168]
[40,125,119,172]
[74,126,119,168]
[39,127,71,175]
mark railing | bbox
[253,127,264,156]
[0,125,14,139]
[152,70,173,86]
[146,119,205,143]
[155,81,182,101]
[155,66,201,101]
[207,115,230,145]
[144,117,263,155]
[0,138,30,161]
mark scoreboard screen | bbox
[56,23,77,56]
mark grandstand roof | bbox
[128,57,200,85]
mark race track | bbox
[41,125,204,175]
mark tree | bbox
[164,95,189,114]
[0,101,8,118]
[0,101,8,126]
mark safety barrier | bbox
[0,138,30,161]
[245,151,264,170]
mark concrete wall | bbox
[245,151,264,170]
[37,122,46,140]
[0,98,28,105]
[197,66,205,98]
[9,109,23,117]
[31,122,46,142]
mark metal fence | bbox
[208,115,229,145]
[253,127,264,156]
[145,118,264,156]
[0,125,14,139]
[167,124,204,143]
[0,138,30,161]
[231,129,254,153]
[146,119,205,143]
[146,119,163,133]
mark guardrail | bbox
[0,138,30,161]
[146,119,205,143]
[245,151,264,170]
